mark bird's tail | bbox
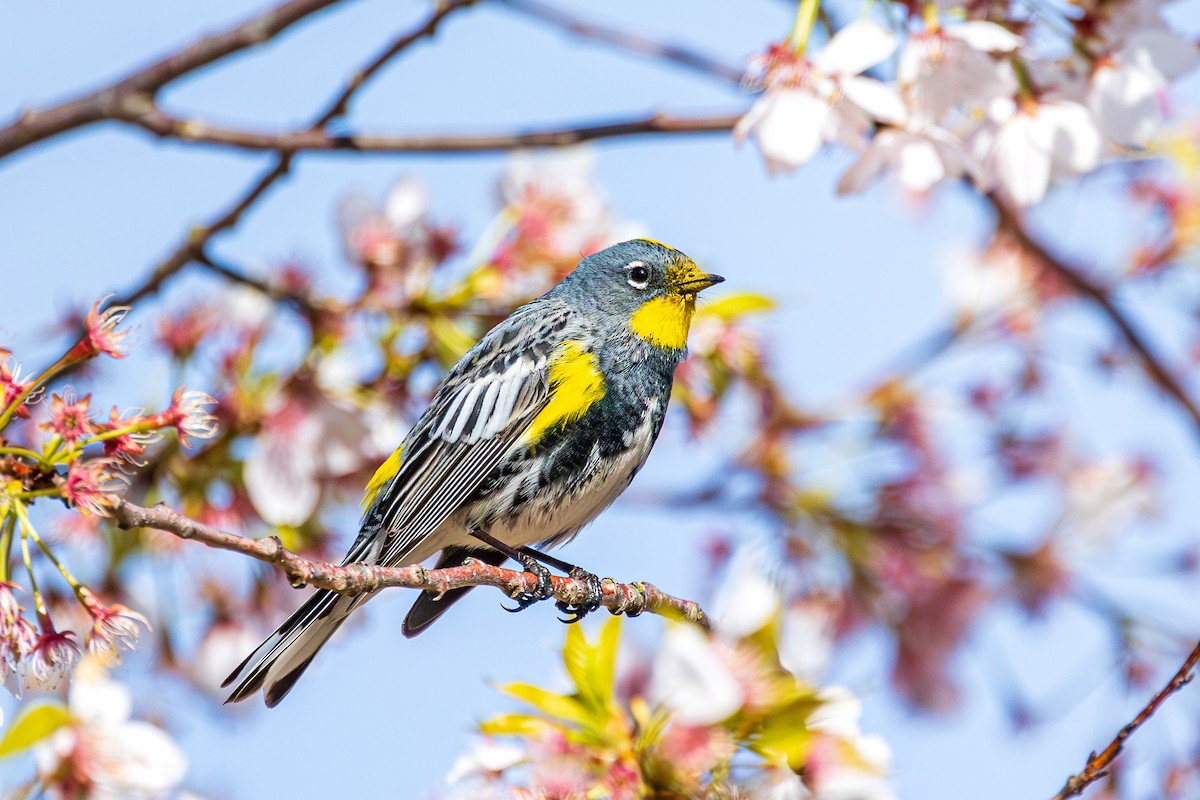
[222,588,365,707]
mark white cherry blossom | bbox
[1089,29,1200,147]
[899,21,1021,125]
[737,22,904,173]
[446,739,526,784]
[244,388,373,527]
[805,687,896,800]
[648,624,742,725]
[712,545,781,638]
[34,658,188,799]
[987,99,1103,205]
[839,124,978,193]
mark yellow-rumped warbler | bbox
[224,239,723,706]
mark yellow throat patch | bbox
[629,257,707,350]
[523,340,606,446]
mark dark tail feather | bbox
[402,547,507,638]
[223,588,363,707]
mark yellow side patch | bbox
[361,445,403,509]
[630,294,695,350]
[523,341,606,445]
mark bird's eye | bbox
[627,263,650,289]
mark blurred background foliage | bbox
[3,0,1200,797]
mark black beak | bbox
[675,273,725,292]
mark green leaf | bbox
[500,682,590,726]
[479,713,553,737]
[561,617,621,713]
[696,292,775,321]
[592,616,621,706]
[0,702,71,759]
[561,624,591,699]
[429,317,477,365]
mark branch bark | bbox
[110,498,712,629]
[121,109,742,154]
[1050,639,1200,799]
[103,0,478,312]
[0,0,346,159]
[988,192,1200,438]
[500,0,745,86]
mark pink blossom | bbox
[0,582,29,694]
[150,387,219,447]
[42,391,97,446]
[67,299,130,361]
[892,576,988,710]
[61,458,127,517]
[101,407,162,466]
[156,304,214,361]
[650,723,734,788]
[0,581,19,627]
[25,626,81,690]
[82,593,150,662]
[3,613,37,697]
[0,349,35,419]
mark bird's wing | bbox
[355,303,585,567]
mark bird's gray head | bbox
[553,240,724,349]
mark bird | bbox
[223,239,724,706]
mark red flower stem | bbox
[0,353,72,433]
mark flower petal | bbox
[993,112,1052,205]
[950,21,1022,53]
[814,20,897,76]
[841,76,908,125]
[838,132,897,194]
[1121,29,1200,84]
[1041,101,1102,173]
[649,625,742,725]
[737,90,830,173]
[385,177,427,230]
[896,134,948,191]
[244,432,320,527]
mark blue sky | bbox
[5,1,1200,797]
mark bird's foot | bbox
[556,567,604,624]
[504,555,556,613]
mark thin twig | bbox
[500,0,745,86]
[0,0,346,158]
[988,192,1200,438]
[1050,639,1200,799]
[110,498,712,629]
[193,251,344,315]
[120,109,742,155]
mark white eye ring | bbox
[626,261,650,290]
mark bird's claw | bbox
[555,567,603,624]
[503,556,555,613]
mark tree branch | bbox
[1050,639,1200,799]
[103,0,479,312]
[499,0,745,86]
[0,0,347,159]
[121,108,742,154]
[110,498,712,629]
[988,192,1200,438]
